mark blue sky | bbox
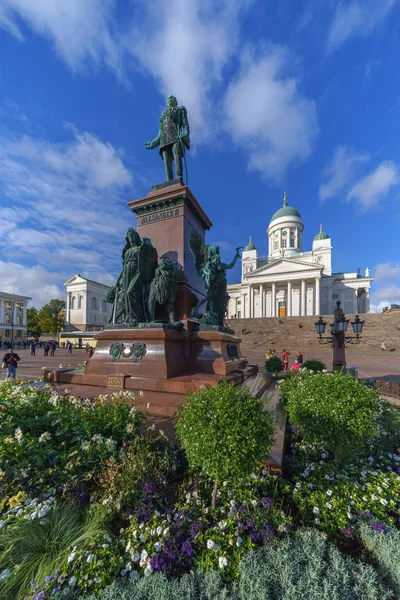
[0,0,399,311]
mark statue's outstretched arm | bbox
[222,247,243,271]
[145,116,162,150]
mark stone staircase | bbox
[227,312,400,352]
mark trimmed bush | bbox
[360,522,400,596]
[176,381,275,507]
[281,371,380,463]
[265,355,283,375]
[302,359,326,372]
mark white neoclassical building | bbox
[227,193,373,319]
[64,275,113,331]
[0,292,31,343]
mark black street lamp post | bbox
[314,301,364,371]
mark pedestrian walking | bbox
[30,342,36,356]
[67,342,73,355]
[88,346,94,358]
[281,349,290,372]
[381,342,386,351]
[296,351,303,365]
[2,346,20,380]
[50,342,56,357]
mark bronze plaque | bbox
[108,375,124,389]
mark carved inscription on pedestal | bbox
[108,375,124,389]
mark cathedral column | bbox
[353,289,358,314]
[271,282,276,318]
[250,285,254,318]
[66,292,71,323]
[315,277,320,316]
[301,279,306,316]
[287,280,292,317]
[246,286,250,318]
[261,284,265,317]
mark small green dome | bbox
[270,192,302,223]
[314,224,330,241]
[244,236,256,251]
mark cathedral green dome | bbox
[244,236,256,251]
[270,192,302,223]
[314,224,330,241]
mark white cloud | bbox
[319,146,369,202]
[0,261,64,308]
[327,0,396,53]
[0,126,133,296]
[374,263,400,283]
[347,161,399,209]
[370,262,400,312]
[224,46,318,179]
[0,0,121,74]
[124,0,251,142]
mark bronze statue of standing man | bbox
[145,95,190,183]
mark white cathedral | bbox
[227,193,373,319]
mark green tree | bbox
[282,371,380,464]
[26,307,42,338]
[265,355,283,376]
[176,381,275,507]
[38,299,66,335]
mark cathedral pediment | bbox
[246,258,322,278]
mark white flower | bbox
[326,503,332,509]
[144,565,153,576]
[81,441,91,451]
[140,549,148,561]
[92,434,103,444]
[207,539,215,549]
[87,554,95,563]
[69,576,77,587]
[94,577,101,583]
[38,431,51,443]
[380,498,388,505]
[105,438,116,452]
[140,534,147,543]
[218,556,228,569]
[126,423,134,433]
[131,551,140,562]
[236,536,242,547]
[163,527,169,535]
[156,526,163,536]
[218,520,227,530]
[0,569,10,583]
[154,542,162,552]
[129,570,138,580]
[139,390,144,397]
[315,518,320,524]
[313,506,320,514]
[68,551,77,563]
[146,403,150,409]
[326,489,332,496]
[125,562,132,572]
[14,428,23,442]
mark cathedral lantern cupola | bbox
[242,236,258,278]
[267,192,304,258]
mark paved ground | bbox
[244,347,400,383]
[0,348,88,381]
[1,346,399,384]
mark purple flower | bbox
[45,575,53,583]
[246,518,254,529]
[33,592,46,600]
[55,570,61,576]
[31,580,37,587]
[189,523,200,538]
[370,522,386,533]
[136,506,151,522]
[238,505,246,512]
[52,587,61,596]
[261,497,273,508]
[181,539,194,558]
[150,554,166,571]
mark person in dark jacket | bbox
[2,347,20,379]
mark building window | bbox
[16,330,21,339]
[91,297,97,310]
[281,238,287,248]
[290,228,295,248]
[16,303,23,311]
[104,316,107,323]
[332,293,339,299]
[274,240,279,250]
[16,315,21,325]
[5,302,12,310]
[102,299,107,312]
[4,314,11,324]
[237,311,241,318]
[237,300,241,305]
[78,295,83,309]
[93,314,96,322]
[5,329,10,338]
[71,296,76,310]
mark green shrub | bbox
[94,430,176,514]
[265,355,283,375]
[235,528,392,600]
[302,359,326,372]
[84,571,230,600]
[176,381,275,506]
[282,371,380,463]
[0,505,108,600]
[360,522,400,596]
